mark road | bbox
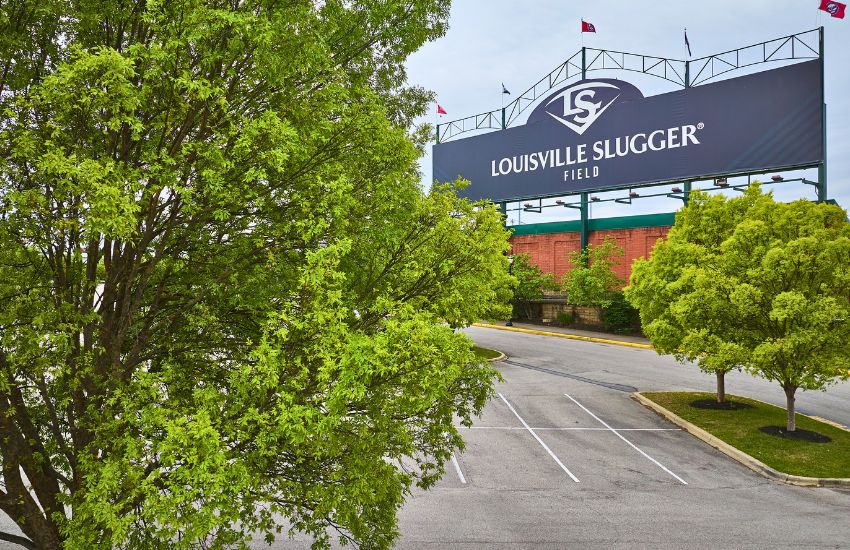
[465,325,850,428]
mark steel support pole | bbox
[581,47,586,80]
[683,181,692,206]
[819,104,827,203]
[818,26,827,203]
[501,107,506,130]
[580,192,589,261]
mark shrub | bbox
[556,311,574,326]
[602,291,639,332]
[562,237,625,308]
[511,253,557,319]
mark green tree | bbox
[0,1,511,548]
[509,253,556,320]
[626,187,850,426]
[562,236,625,308]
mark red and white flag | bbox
[819,0,846,18]
[581,19,596,33]
[437,104,447,115]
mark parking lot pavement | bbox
[261,355,850,549]
[391,362,850,549]
[451,373,696,494]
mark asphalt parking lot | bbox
[5,328,842,549]
[266,331,850,549]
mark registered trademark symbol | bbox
[697,122,705,130]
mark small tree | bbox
[510,253,556,319]
[626,187,850,426]
[562,236,625,308]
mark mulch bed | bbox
[758,425,832,443]
[689,398,755,411]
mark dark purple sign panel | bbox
[433,60,823,202]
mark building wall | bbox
[510,224,671,284]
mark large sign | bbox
[433,60,824,202]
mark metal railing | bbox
[436,28,822,144]
[689,28,819,86]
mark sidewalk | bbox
[473,321,653,349]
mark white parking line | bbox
[450,453,467,484]
[564,393,688,485]
[498,393,580,482]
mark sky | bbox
[405,0,850,225]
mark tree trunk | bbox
[784,384,797,432]
[715,371,726,404]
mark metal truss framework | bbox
[436,28,821,143]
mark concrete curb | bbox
[486,351,507,362]
[473,323,653,350]
[632,392,850,488]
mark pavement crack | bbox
[502,360,638,393]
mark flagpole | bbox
[581,18,584,48]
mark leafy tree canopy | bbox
[0,1,511,548]
[562,236,624,308]
[510,253,555,302]
[626,187,850,425]
[507,253,555,320]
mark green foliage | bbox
[602,291,639,333]
[511,253,555,301]
[563,237,625,308]
[509,253,555,320]
[627,187,850,426]
[556,311,575,326]
[472,346,502,360]
[0,1,510,548]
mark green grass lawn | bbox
[642,392,850,479]
[472,346,501,360]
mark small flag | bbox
[581,20,596,33]
[684,28,692,57]
[437,104,447,115]
[502,83,511,95]
[819,0,846,18]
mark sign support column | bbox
[580,192,589,258]
[818,26,827,203]
[819,104,827,203]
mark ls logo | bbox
[528,79,643,135]
[544,82,621,135]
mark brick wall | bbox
[510,225,670,284]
